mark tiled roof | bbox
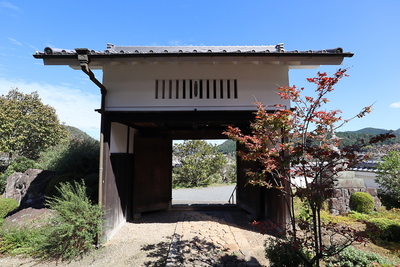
[34,43,352,57]
[349,160,380,172]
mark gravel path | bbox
[0,209,270,267]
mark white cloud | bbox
[390,102,400,108]
[7,37,22,46]
[25,42,38,50]
[0,1,18,10]
[0,78,101,139]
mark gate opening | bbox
[171,139,237,207]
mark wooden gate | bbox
[133,136,172,213]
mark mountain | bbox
[217,140,236,154]
[337,127,400,147]
[64,125,96,141]
[348,127,392,135]
[342,127,400,136]
[217,128,400,152]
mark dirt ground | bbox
[0,209,270,267]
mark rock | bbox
[3,169,56,209]
[366,187,378,197]
[2,207,55,229]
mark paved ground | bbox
[172,185,236,204]
[166,210,266,266]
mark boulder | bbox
[3,169,56,209]
[2,207,55,230]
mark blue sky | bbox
[1,0,399,140]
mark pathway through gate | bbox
[172,184,236,205]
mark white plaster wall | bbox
[355,171,380,189]
[294,172,381,189]
[110,122,135,153]
[102,63,290,111]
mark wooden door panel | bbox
[133,137,172,212]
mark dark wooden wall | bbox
[110,153,135,219]
[236,157,262,217]
[101,142,125,239]
[236,144,289,226]
[133,136,172,213]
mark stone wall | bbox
[328,171,381,215]
[328,186,381,215]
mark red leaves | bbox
[225,68,395,198]
[369,132,396,144]
[305,96,314,102]
[224,68,396,197]
[356,105,373,118]
[222,68,396,267]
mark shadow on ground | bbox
[131,208,268,236]
[141,241,170,266]
[141,234,262,267]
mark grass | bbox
[293,197,400,265]
[324,211,400,262]
[0,181,103,262]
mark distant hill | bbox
[217,140,236,154]
[345,127,400,135]
[217,128,400,153]
[64,125,96,141]
[349,127,391,135]
[337,127,400,147]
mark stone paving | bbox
[166,211,264,266]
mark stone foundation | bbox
[328,187,381,215]
[328,171,381,215]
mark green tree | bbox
[0,88,68,161]
[173,140,228,187]
[375,151,400,207]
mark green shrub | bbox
[36,180,104,262]
[0,176,6,195]
[81,173,99,203]
[0,225,46,256]
[50,138,99,175]
[45,173,98,203]
[45,173,83,198]
[298,200,311,222]
[0,198,18,219]
[349,192,375,214]
[325,246,392,267]
[378,191,400,210]
[0,180,103,261]
[36,141,69,171]
[264,237,310,266]
[347,210,369,221]
[366,217,400,241]
[7,156,38,173]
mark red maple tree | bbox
[224,69,394,266]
